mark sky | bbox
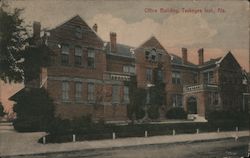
[1,0,249,112]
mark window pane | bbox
[75,46,82,56]
[88,49,95,68]
[62,45,69,54]
[88,83,95,101]
[146,69,152,81]
[62,81,69,101]
[124,86,129,103]
[75,82,82,100]
[112,85,120,103]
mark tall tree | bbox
[0,2,28,83]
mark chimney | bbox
[198,48,204,65]
[110,32,117,53]
[33,21,41,39]
[93,23,97,32]
[182,48,187,64]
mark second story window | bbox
[62,81,69,101]
[87,49,95,68]
[74,46,82,66]
[123,65,135,74]
[172,71,181,84]
[146,68,153,81]
[61,44,69,65]
[203,71,214,84]
[87,83,95,101]
[172,94,183,107]
[75,82,82,101]
[157,70,163,81]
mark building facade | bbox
[11,15,249,121]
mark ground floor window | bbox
[123,86,129,103]
[172,94,183,107]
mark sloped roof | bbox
[201,57,222,67]
[105,42,134,58]
[169,53,196,67]
[135,36,167,52]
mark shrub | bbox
[13,88,55,132]
[207,110,250,125]
[166,107,187,119]
[148,105,160,119]
[46,118,71,135]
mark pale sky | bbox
[1,0,249,112]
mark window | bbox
[124,86,129,103]
[61,44,69,65]
[157,70,163,81]
[75,82,82,101]
[112,85,120,103]
[88,83,95,101]
[123,65,135,74]
[146,68,153,81]
[193,73,198,84]
[172,71,181,84]
[87,49,95,68]
[172,94,182,107]
[203,71,214,84]
[75,26,82,39]
[62,81,69,101]
[158,53,163,62]
[208,92,219,105]
[74,46,82,66]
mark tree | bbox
[13,88,55,132]
[0,102,6,117]
[0,2,28,83]
[126,76,147,121]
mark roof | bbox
[105,42,134,58]
[9,88,26,101]
[169,53,196,67]
[201,57,222,67]
[135,36,167,52]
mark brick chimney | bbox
[110,32,117,53]
[182,48,187,64]
[33,21,41,40]
[93,23,97,32]
[198,48,204,65]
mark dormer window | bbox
[75,26,82,39]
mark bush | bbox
[207,110,250,124]
[148,105,160,119]
[166,107,187,119]
[13,88,55,132]
[13,117,40,132]
[46,118,71,135]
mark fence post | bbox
[43,136,46,144]
[236,126,238,132]
[173,129,175,136]
[196,129,199,134]
[73,134,76,142]
[145,131,148,137]
[112,132,116,140]
[217,128,220,133]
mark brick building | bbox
[10,15,249,121]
